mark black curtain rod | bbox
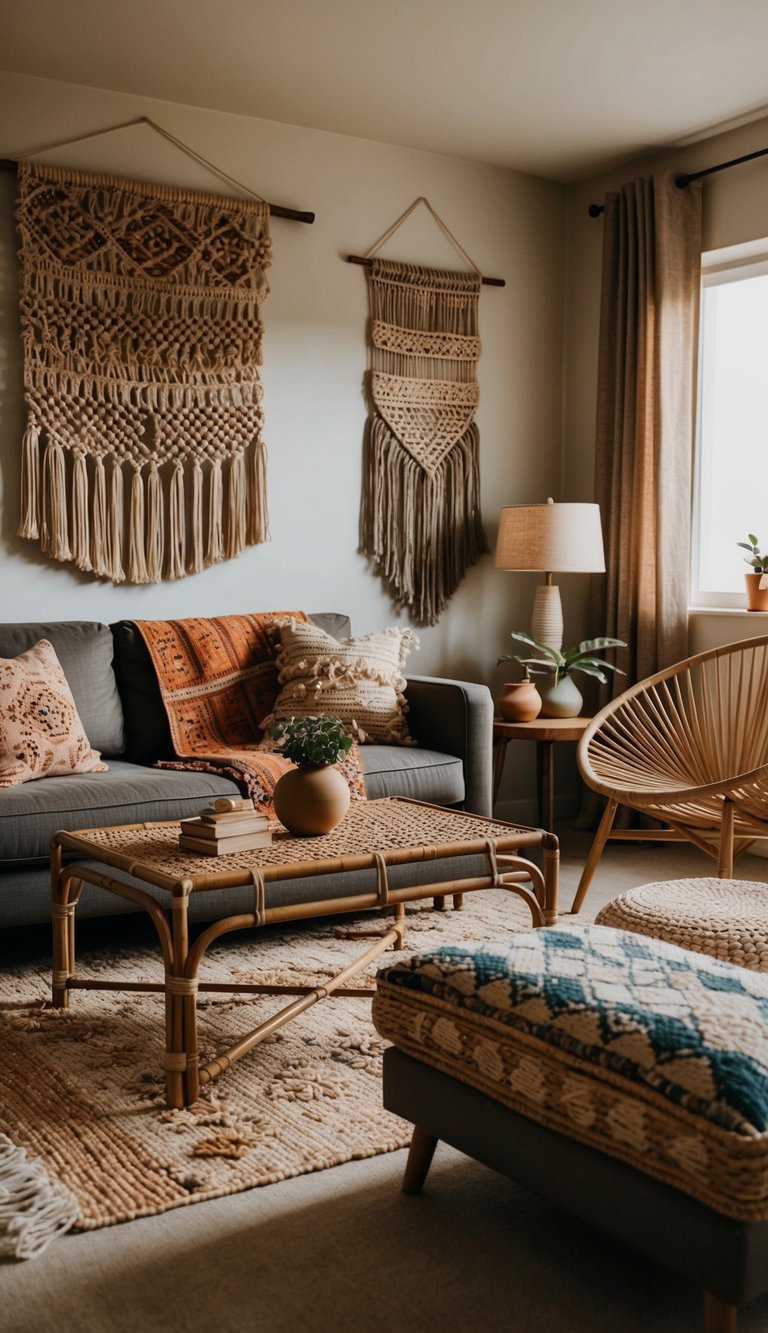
[0,157,315,224]
[587,143,768,217]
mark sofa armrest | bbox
[404,676,493,817]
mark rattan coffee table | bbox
[50,797,559,1108]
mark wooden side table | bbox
[493,715,592,834]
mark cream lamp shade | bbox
[494,499,605,650]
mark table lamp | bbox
[494,499,605,651]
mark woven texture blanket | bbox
[133,614,366,813]
[16,162,272,584]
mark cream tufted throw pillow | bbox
[265,620,418,744]
[0,639,107,786]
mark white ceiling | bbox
[3,0,768,182]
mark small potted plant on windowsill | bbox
[271,714,353,835]
[498,631,626,718]
[738,534,768,612]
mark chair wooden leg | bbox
[717,801,735,878]
[704,1290,737,1333]
[570,798,619,914]
[401,1125,438,1194]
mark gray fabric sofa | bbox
[0,615,494,928]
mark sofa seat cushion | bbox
[0,760,243,864]
[361,745,464,806]
[373,924,768,1221]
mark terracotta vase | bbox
[273,763,351,836]
[745,572,768,612]
[538,674,583,719]
[497,679,542,722]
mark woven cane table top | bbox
[596,877,768,972]
[54,798,544,892]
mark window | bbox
[692,239,768,608]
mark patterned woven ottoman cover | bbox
[372,924,768,1221]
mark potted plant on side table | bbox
[271,714,353,835]
[498,631,626,718]
[738,534,768,611]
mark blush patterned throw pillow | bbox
[0,639,107,786]
[265,619,418,744]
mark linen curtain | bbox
[590,171,702,689]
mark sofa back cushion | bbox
[109,613,352,764]
[0,622,124,757]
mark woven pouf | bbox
[595,877,768,971]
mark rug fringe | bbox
[0,1133,78,1259]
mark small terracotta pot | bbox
[273,763,350,836]
[745,572,768,612]
[497,679,542,722]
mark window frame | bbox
[691,238,768,610]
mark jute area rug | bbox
[0,889,535,1237]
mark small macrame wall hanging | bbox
[11,118,314,584]
[354,198,501,626]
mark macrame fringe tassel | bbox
[40,440,72,562]
[128,464,150,583]
[360,416,487,627]
[206,458,223,565]
[188,458,204,574]
[106,460,125,583]
[247,440,269,543]
[90,455,107,575]
[18,423,41,540]
[0,1133,78,1260]
[146,464,164,583]
[70,450,92,572]
[167,461,186,580]
[225,452,247,559]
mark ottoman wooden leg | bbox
[402,1125,438,1194]
[704,1291,737,1333]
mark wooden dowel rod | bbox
[0,158,315,223]
[346,253,505,287]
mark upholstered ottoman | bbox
[372,925,768,1333]
[596,878,768,971]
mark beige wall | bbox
[0,71,567,821]
[562,113,768,653]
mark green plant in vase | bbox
[498,631,626,718]
[270,715,353,836]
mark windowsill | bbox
[689,605,768,616]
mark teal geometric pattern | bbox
[377,925,768,1135]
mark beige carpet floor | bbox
[2,829,768,1332]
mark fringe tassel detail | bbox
[247,440,269,543]
[18,423,41,539]
[188,458,204,573]
[360,416,487,627]
[90,455,107,576]
[106,460,125,583]
[225,451,246,559]
[71,450,92,572]
[146,463,164,583]
[40,440,71,562]
[0,1133,78,1260]
[167,461,186,580]
[206,458,223,565]
[128,465,149,584]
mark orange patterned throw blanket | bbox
[132,614,366,815]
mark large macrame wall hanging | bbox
[15,157,272,583]
[356,200,494,627]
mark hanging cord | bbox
[348,196,504,286]
[6,116,314,222]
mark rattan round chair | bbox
[571,634,768,913]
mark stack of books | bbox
[178,798,272,856]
